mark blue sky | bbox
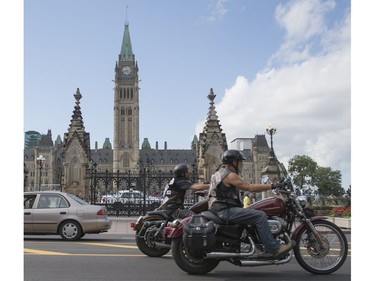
[22,0,351,189]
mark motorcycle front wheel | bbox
[171,237,220,275]
[136,226,170,257]
[294,219,348,274]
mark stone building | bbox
[24,20,277,199]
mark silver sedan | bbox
[24,191,111,241]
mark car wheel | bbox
[59,220,82,241]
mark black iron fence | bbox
[87,162,199,216]
[97,199,200,217]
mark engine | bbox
[268,217,287,234]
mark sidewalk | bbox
[106,217,138,234]
[105,217,351,235]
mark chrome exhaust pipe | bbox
[205,252,253,258]
[238,253,292,267]
[153,242,171,249]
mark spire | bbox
[199,88,228,152]
[119,23,134,62]
[62,88,90,159]
[68,88,85,132]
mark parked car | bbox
[118,189,143,203]
[24,191,112,241]
[100,194,116,203]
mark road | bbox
[24,233,352,281]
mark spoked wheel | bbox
[294,219,348,274]
[171,237,219,275]
[136,226,170,257]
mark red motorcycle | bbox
[169,178,348,275]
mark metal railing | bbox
[97,198,199,217]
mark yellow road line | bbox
[78,242,138,249]
[24,248,152,257]
[24,248,70,256]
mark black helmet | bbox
[173,164,189,177]
[221,149,246,164]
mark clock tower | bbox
[113,22,140,173]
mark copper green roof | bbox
[120,23,134,62]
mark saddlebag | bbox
[183,214,216,258]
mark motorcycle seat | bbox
[201,211,234,225]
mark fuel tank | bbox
[249,196,285,217]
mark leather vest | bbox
[208,167,242,213]
[161,177,191,210]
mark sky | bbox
[22,0,351,189]
[2,1,374,278]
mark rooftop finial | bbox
[125,4,129,24]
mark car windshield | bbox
[67,193,90,205]
[121,192,141,199]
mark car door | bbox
[32,194,70,233]
[24,194,37,233]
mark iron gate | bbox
[87,164,199,216]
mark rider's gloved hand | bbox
[271,182,285,189]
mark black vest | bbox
[208,167,242,213]
[161,177,191,210]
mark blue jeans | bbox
[217,207,279,253]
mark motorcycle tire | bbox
[293,219,348,274]
[136,228,170,257]
[171,236,219,275]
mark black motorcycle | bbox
[131,197,208,257]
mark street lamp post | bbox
[90,162,97,204]
[266,123,277,158]
[36,155,45,191]
[260,124,281,199]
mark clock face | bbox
[122,66,131,75]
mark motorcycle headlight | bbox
[297,195,307,207]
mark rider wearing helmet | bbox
[209,149,294,258]
[157,164,209,219]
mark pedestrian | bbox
[156,164,210,219]
[243,192,250,208]
[208,149,295,257]
[250,192,257,204]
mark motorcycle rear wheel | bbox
[294,219,348,274]
[171,236,220,275]
[136,227,170,257]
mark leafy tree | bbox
[314,166,343,197]
[288,155,318,190]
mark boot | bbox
[272,241,295,258]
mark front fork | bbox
[304,219,325,245]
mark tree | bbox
[314,166,343,197]
[288,155,318,190]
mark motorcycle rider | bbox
[156,163,210,219]
[208,149,295,257]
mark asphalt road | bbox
[24,233,352,281]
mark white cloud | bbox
[196,0,351,187]
[275,0,335,41]
[271,0,337,65]
[205,0,228,22]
